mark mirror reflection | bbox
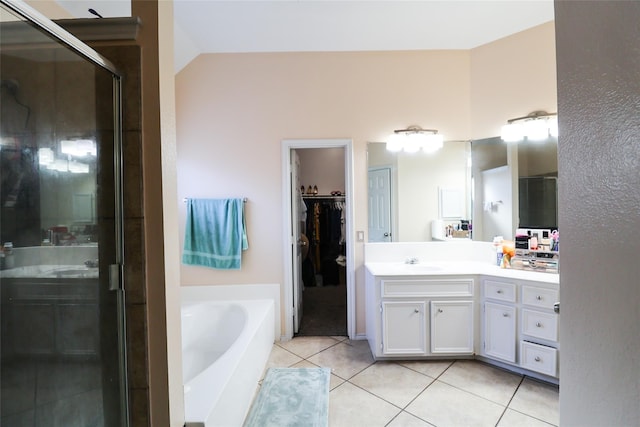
[367,136,558,242]
[367,141,472,242]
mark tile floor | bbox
[262,336,559,427]
[1,360,104,427]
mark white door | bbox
[291,150,304,333]
[481,165,513,241]
[368,168,392,242]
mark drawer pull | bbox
[503,313,509,317]
[438,308,443,313]
[536,295,542,300]
[414,309,419,313]
[496,290,503,294]
[535,356,541,362]
[536,322,542,327]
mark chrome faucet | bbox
[84,259,99,268]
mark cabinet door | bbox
[9,302,56,355]
[382,301,427,355]
[430,301,474,354]
[57,303,100,356]
[484,302,516,363]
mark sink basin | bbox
[405,264,443,272]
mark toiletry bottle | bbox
[493,236,504,266]
[3,242,14,269]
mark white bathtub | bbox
[182,299,275,426]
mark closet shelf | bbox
[302,194,345,200]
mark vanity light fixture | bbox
[386,126,444,153]
[501,111,558,142]
[60,138,97,157]
[38,147,54,165]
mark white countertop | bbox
[365,261,559,285]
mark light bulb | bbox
[524,119,549,141]
[386,133,403,152]
[501,123,524,142]
[548,116,559,138]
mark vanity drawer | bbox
[521,341,558,377]
[483,280,516,303]
[382,279,474,298]
[522,309,558,342]
[522,286,558,310]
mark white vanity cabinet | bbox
[480,277,559,379]
[365,270,475,359]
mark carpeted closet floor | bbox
[296,283,347,337]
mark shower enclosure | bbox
[0,1,128,425]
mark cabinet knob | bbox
[535,356,541,362]
[497,290,503,294]
[536,322,542,327]
[536,295,542,300]
[414,309,419,313]
[503,313,509,317]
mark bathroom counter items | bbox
[365,261,559,285]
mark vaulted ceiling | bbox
[54,1,555,72]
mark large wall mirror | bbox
[367,136,557,243]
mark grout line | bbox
[494,375,526,426]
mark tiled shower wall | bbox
[93,44,150,426]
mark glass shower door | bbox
[0,2,127,426]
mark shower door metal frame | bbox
[0,0,129,424]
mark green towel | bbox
[182,198,248,269]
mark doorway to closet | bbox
[296,147,347,336]
[282,139,354,340]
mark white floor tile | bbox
[406,380,506,427]
[509,378,559,426]
[438,360,523,406]
[498,408,556,426]
[350,362,433,408]
[329,382,400,427]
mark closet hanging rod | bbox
[183,197,247,203]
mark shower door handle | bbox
[109,263,122,291]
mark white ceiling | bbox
[54,1,555,72]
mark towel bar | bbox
[183,197,247,203]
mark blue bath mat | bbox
[243,367,330,427]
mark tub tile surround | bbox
[261,336,559,427]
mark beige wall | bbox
[470,22,557,138]
[176,24,556,337]
[297,148,345,195]
[176,50,472,336]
